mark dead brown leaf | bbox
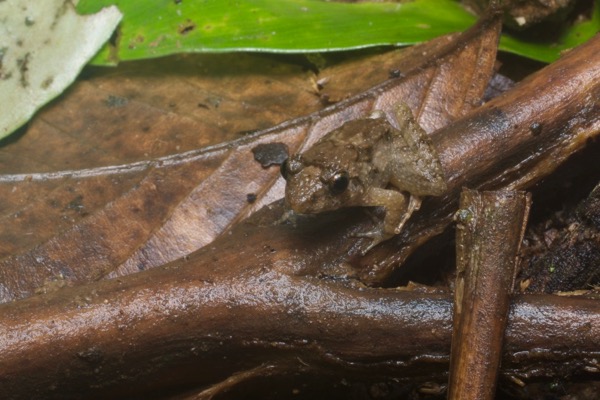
[0,53,320,172]
[0,54,320,261]
[0,15,501,303]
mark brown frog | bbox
[281,104,447,250]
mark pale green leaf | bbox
[0,0,122,139]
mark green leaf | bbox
[79,0,599,66]
[0,0,122,139]
[77,0,476,65]
[500,2,600,63]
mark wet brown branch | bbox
[448,190,530,400]
[0,228,598,399]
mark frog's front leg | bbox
[354,187,421,251]
[392,194,421,233]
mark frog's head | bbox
[281,153,361,214]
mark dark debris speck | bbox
[251,142,289,168]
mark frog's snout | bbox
[284,166,329,214]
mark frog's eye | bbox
[280,156,303,180]
[328,171,349,195]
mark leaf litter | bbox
[0,16,502,302]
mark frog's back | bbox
[381,114,447,197]
[302,118,388,165]
[324,118,390,149]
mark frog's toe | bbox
[393,221,408,234]
[353,229,382,239]
[364,236,388,254]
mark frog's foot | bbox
[352,228,392,254]
[276,209,298,227]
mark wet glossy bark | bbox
[0,225,598,398]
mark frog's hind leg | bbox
[353,188,419,252]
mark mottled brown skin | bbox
[282,104,447,248]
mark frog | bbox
[280,103,447,251]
